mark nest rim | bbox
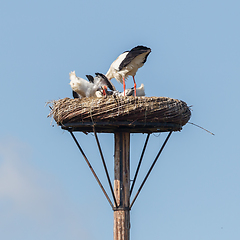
[49,96,191,133]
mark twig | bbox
[188,122,215,136]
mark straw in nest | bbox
[48,96,191,127]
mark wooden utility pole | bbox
[114,132,130,240]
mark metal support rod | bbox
[93,128,118,208]
[69,131,114,209]
[130,131,172,209]
[130,133,151,196]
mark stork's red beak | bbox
[102,86,107,96]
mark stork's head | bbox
[69,71,76,81]
[102,85,108,96]
[95,86,109,97]
[69,71,81,91]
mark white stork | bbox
[106,45,151,96]
[69,71,115,98]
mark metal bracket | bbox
[113,206,131,211]
[68,129,173,211]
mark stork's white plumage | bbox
[69,71,95,98]
[69,71,115,98]
[106,45,151,96]
[135,83,145,96]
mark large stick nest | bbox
[48,96,191,127]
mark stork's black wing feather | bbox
[86,74,94,83]
[119,46,151,71]
[72,90,80,99]
[95,72,115,91]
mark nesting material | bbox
[48,96,191,127]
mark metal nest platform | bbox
[48,96,191,133]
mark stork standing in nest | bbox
[106,45,151,96]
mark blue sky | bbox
[0,0,240,239]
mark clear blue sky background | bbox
[1,0,240,239]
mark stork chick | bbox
[135,83,145,96]
[106,45,151,96]
[95,83,145,97]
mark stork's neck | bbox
[105,69,113,81]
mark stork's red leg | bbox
[123,77,126,96]
[133,76,136,97]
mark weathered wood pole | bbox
[114,132,130,240]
